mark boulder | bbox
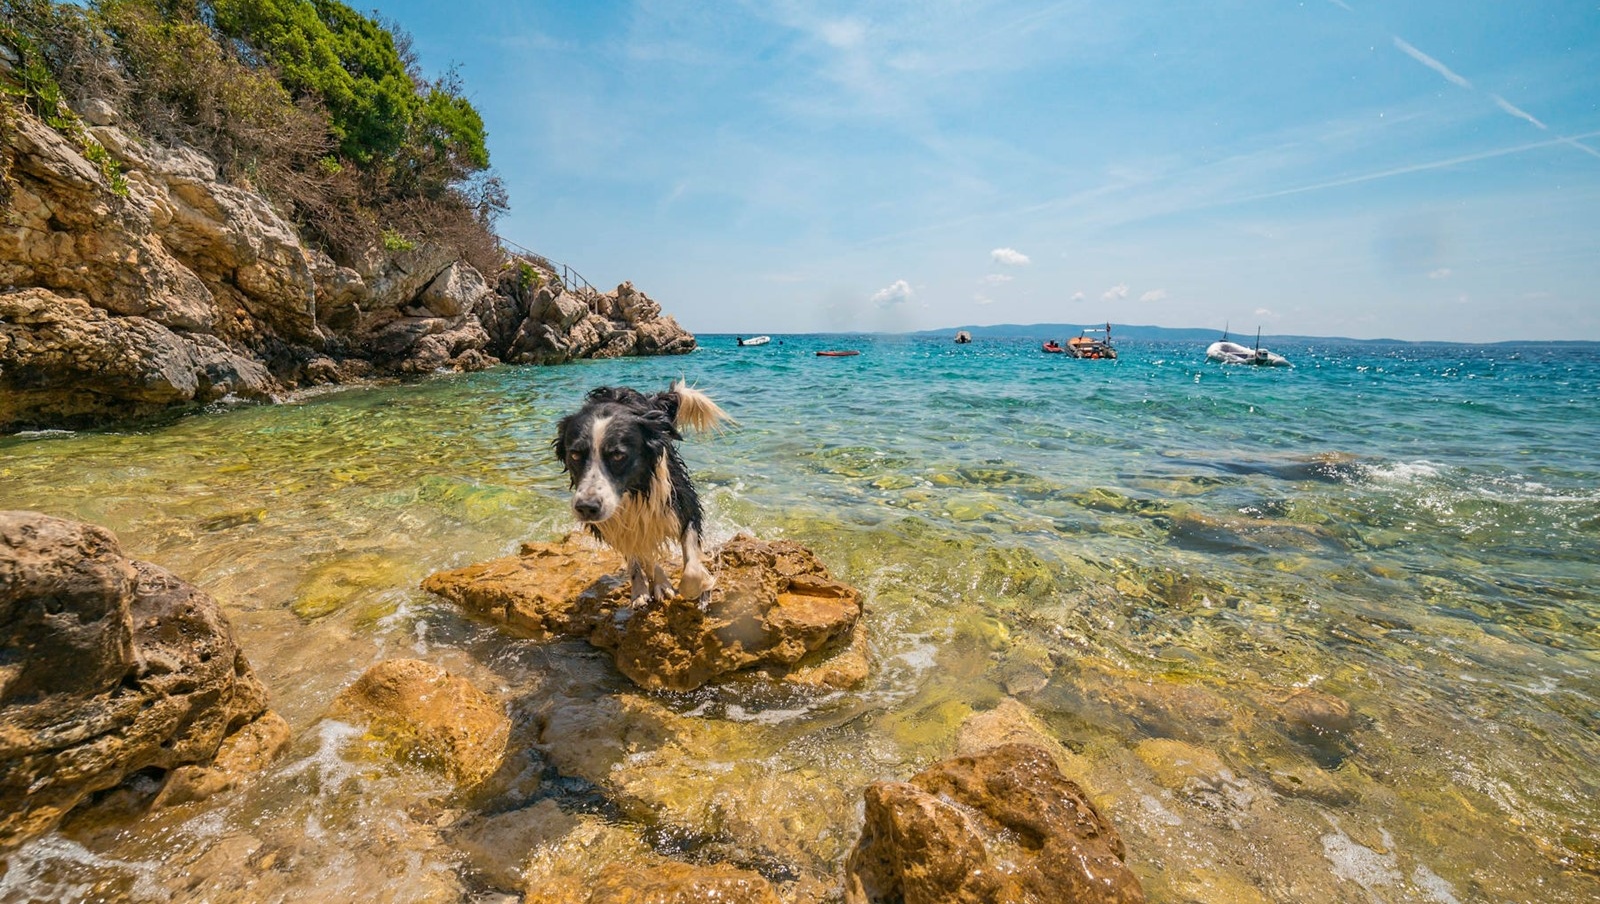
[844,743,1145,904]
[414,260,491,318]
[423,534,865,692]
[326,658,509,788]
[0,288,275,430]
[0,511,278,852]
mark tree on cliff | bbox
[2,0,506,275]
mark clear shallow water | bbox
[2,334,1597,902]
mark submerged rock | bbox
[0,511,280,851]
[423,533,865,692]
[326,658,509,788]
[519,812,784,904]
[844,743,1144,904]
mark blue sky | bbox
[373,1,1600,341]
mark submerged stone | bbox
[327,658,509,788]
[844,743,1144,904]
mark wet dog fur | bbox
[553,381,732,605]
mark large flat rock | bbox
[423,533,865,692]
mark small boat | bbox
[1042,341,1065,353]
[1207,327,1290,367]
[954,330,972,344]
[737,335,771,346]
[1066,323,1117,360]
[816,350,860,357]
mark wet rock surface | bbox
[845,743,1145,904]
[423,533,865,692]
[0,511,279,851]
[326,658,510,788]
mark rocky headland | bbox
[0,81,696,434]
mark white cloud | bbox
[1070,290,1086,302]
[990,247,1031,266]
[985,273,1013,283]
[974,294,996,306]
[818,18,867,50]
[1393,37,1472,89]
[1255,308,1276,317]
[871,279,914,306]
[1101,283,1129,301]
[1428,268,1452,279]
[1139,289,1168,302]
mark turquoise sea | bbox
[2,333,1597,902]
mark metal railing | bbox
[497,236,599,297]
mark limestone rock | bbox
[0,98,698,433]
[520,813,782,904]
[0,511,275,852]
[415,260,491,318]
[327,658,509,788]
[423,534,864,692]
[420,536,628,641]
[844,743,1145,904]
[156,710,292,807]
[0,288,275,430]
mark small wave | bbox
[10,428,76,438]
[1361,460,1445,484]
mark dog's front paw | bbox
[648,565,675,602]
[677,565,715,603]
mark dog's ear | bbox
[641,407,682,443]
[552,415,573,470]
[651,390,681,423]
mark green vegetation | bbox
[0,1,128,196]
[0,0,505,273]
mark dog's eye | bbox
[606,449,628,463]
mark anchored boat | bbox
[1207,328,1290,367]
[737,335,771,346]
[1066,323,1117,359]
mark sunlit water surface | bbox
[2,335,1597,902]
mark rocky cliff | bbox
[0,92,696,433]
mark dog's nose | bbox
[573,499,603,520]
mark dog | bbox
[553,381,733,606]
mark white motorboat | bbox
[736,335,771,346]
[1207,329,1290,367]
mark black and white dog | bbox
[553,381,733,605]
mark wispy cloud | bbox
[1102,283,1129,301]
[991,247,1031,265]
[871,279,914,305]
[1233,130,1600,204]
[1255,308,1276,317]
[985,273,1013,283]
[974,294,996,306]
[1490,95,1546,130]
[1139,289,1168,302]
[1393,38,1472,89]
[1070,290,1086,302]
[1428,268,1453,279]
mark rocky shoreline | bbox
[0,93,697,434]
[0,510,1147,902]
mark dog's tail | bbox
[670,380,735,434]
